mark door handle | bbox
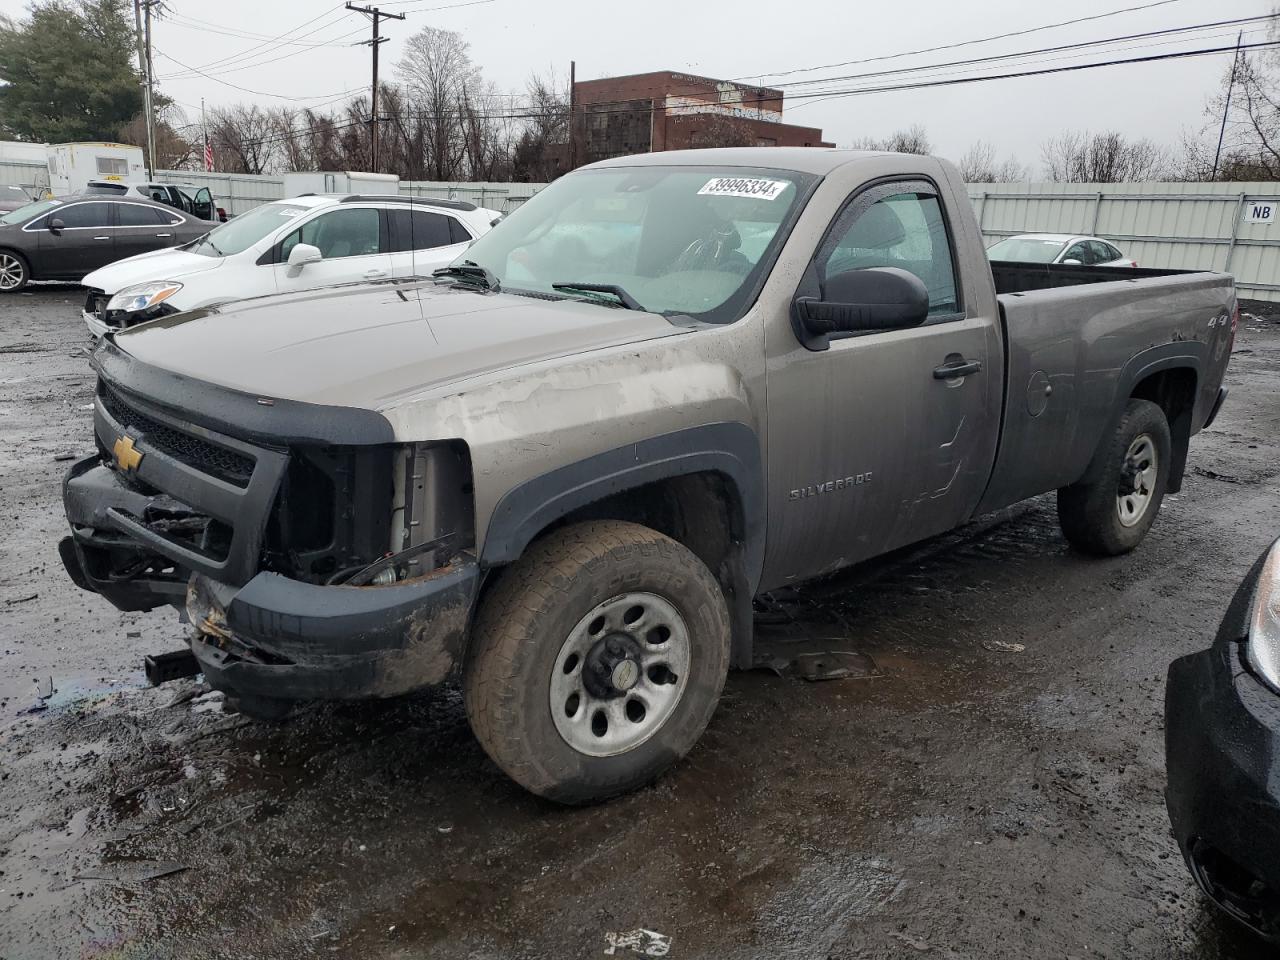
[933,358,983,380]
[364,269,388,279]
[155,233,172,238]
[93,235,110,241]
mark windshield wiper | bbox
[195,235,222,256]
[433,259,500,292]
[551,282,644,311]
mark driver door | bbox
[271,206,391,294]
[761,180,1002,588]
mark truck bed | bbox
[976,264,1235,515]
[990,260,1197,295]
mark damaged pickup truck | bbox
[60,147,1235,803]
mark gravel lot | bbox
[1,286,1277,960]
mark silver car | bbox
[987,233,1136,267]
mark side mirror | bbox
[793,267,929,350]
[48,218,64,235]
[286,242,322,268]
[1061,258,1083,266]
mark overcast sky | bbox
[1,0,1271,174]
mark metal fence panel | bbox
[399,180,545,213]
[969,181,1280,301]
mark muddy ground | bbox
[1,287,1278,960]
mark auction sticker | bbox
[697,177,789,200]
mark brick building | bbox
[571,70,833,166]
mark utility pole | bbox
[1212,30,1244,181]
[132,0,156,180]
[144,1,157,177]
[568,60,576,171]
[346,3,405,173]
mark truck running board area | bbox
[144,650,201,686]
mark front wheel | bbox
[0,251,29,292]
[464,520,731,804]
[1057,398,1171,555]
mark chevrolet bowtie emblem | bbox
[113,435,143,472]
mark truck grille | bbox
[99,386,255,488]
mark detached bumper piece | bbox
[187,561,479,701]
[1166,641,1280,942]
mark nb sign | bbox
[1247,202,1276,224]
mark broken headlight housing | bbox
[1247,541,1280,694]
[106,280,183,315]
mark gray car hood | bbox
[112,280,686,410]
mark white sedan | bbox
[986,233,1137,268]
[82,194,500,338]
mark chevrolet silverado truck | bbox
[59,148,1235,803]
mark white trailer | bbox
[45,142,145,195]
[282,171,400,197]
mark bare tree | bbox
[957,140,1027,182]
[512,70,569,181]
[1180,49,1280,180]
[851,124,932,155]
[118,111,197,171]
[208,104,278,174]
[398,26,480,181]
[1041,130,1169,182]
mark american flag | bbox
[203,137,213,172]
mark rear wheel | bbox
[464,520,730,804]
[0,251,29,292]
[1057,398,1171,555]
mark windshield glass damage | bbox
[456,165,816,321]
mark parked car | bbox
[0,195,214,292]
[987,233,1137,267]
[1166,541,1280,944]
[80,194,500,337]
[83,179,227,222]
[0,185,36,214]
[59,147,1234,803]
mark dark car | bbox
[1166,540,1280,943]
[0,195,214,292]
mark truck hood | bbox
[83,247,223,293]
[111,281,686,410]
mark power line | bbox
[156,6,356,80]
[154,48,359,101]
[346,3,407,172]
[775,12,1278,89]
[735,0,1193,84]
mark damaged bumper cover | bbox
[186,562,478,701]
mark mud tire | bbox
[1057,398,1171,556]
[464,520,730,804]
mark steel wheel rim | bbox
[549,591,691,758]
[1117,433,1158,528]
[0,255,23,290]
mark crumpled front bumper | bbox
[185,563,479,701]
[61,455,480,701]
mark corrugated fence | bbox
[970,181,1280,302]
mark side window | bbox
[821,190,958,316]
[1089,240,1115,263]
[58,202,114,228]
[117,204,168,227]
[279,208,382,261]
[448,216,472,244]
[1062,242,1089,264]
[388,209,453,251]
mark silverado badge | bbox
[113,435,143,472]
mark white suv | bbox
[82,194,500,338]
